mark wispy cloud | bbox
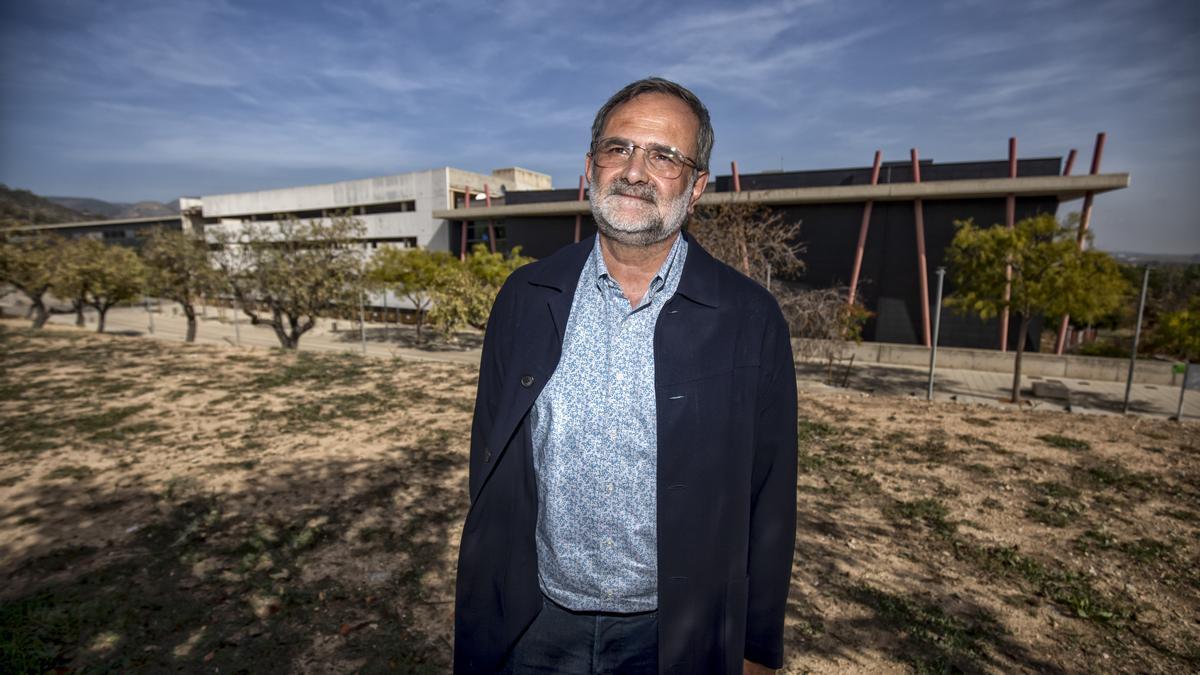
[1,0,1197,252]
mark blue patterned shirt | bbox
[530,233,688,613]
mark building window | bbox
[362,201,416,215]
[367,236,418,250]
[464,222,506,250]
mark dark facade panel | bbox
[499,216,596,259]
[505,188,589,205]
[713,157,1062,192]
[501,159,1067,351]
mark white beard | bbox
[590,175,693,247]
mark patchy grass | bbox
[45,465,94,481]
[847,583,1002,673]
[2,321,1198,674]
[889,498,956,537]
[1038,434,1092,451]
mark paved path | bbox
[2,299,482,366]
[797,359,1197,420]
[4,299,1196,421]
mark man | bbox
[454,77,797,674]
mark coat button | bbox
[520,374,534,387]
[483,447,491,462]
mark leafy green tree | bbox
[141,228,220,342]
[428,244,533,339]
[947,213,1130,402]
[1148,299,1200,361]
[0,234,61,328]
[365,246,452,341]
[211,214,366,349]
[80,243,145,333]
[54,237,106,327]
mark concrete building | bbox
[199,166,550,253]
[12,167,552,256]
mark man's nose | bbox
[619,146,651,184]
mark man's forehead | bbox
[603,93,699,144]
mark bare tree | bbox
[688,200,868,379]
[687,200,803,284]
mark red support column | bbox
[1054,134,1106,354]
[847,150,882,305]
[999,136,1018,351]
[573,175,585,243]
[1062,148,1077,177]
[731,161,741,193]
[483,183,497,253]
[911,149,932,348]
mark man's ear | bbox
[584,155,593,187]
[687,171,709,213]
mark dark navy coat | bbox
[454,233,798,674]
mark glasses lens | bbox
[645,149,683,179]
[593,140,684,178]
[593,140,631,169]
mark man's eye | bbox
[651,151,677,164]
[605,145,631,156]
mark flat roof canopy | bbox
[434,173,1129,220]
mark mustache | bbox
[605,179,656,202]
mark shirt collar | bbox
[590,232,686,299]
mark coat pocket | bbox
[722,575,749,673]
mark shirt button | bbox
[607,483,614,493]
[520,374,534,387]
[614,371,624,381]
[608,429,617,440]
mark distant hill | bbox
[0,184,88,228]
[47,196,179,220]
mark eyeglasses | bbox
[590,137,699,180]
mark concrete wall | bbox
[818,339,1181,385]
[202,171,435,217]
[491,167,553,191]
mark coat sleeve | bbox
[467,274,518,503]
[744,303,798,669]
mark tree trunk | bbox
[266,307,296,349]
[96,307,108,333]
[1010,315,1030,403]
[73,299,85,326]
[31,300,49,329]
[287,313,302,350]
[183,304,197,342]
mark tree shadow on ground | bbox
[1,451,466,674]
[784,499,1069,673]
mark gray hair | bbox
[590,77,714,174]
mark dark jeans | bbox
[500,593,658,674]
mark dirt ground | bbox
[1,320,1197,673]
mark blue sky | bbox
[1,0,1197,254]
